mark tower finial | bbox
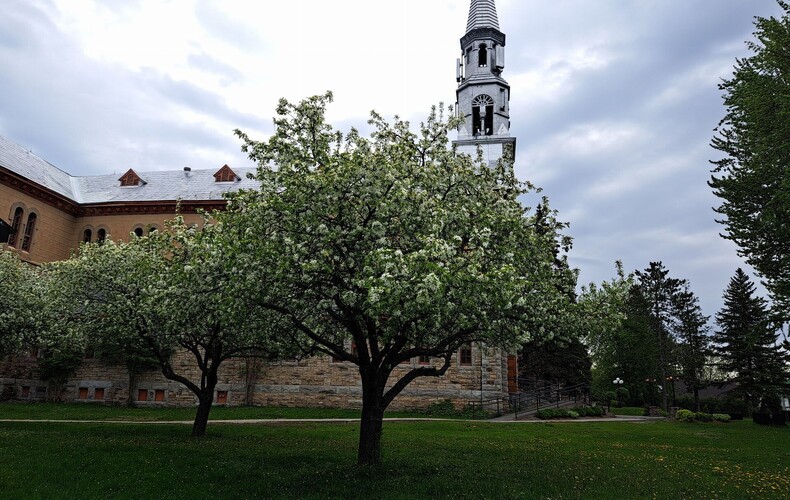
[466,0,500,33]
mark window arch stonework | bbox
[20,211,38,252]
[8,205,25,248]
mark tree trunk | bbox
[693,387,700,412]
[358,375,386,466]
[127,372,137,407]
[192,394,213,437]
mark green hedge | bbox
[675,409,730,423]
[536,408,579,420]
[571,406,605,417]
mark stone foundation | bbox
[0,345,513,410]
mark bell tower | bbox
[453,0,516,165]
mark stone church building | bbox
[1,0,520,410]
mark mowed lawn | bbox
[0,410,788,499]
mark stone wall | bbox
[1,344,512,410]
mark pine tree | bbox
[635,262,686,410]
[674,288,710,410]
[709,3,790,316]
[714,269,789,413]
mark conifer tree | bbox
[635,262,686,410]
[710,2,790,316]
[714,269,789,413]
[674,287,710,410]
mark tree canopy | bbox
[0,250,41,358]
[230,92,577,465]
[710,1,790,316]
[714,268,789,412]
[47,217,286,435]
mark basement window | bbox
[78,387,89,400]
[216,391,228,404]
[137,389,148,402]
[460,345,473,366]
[154,389,165,402]
[21,386,30,398]
[94,388,105,400]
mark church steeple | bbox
[454,0,516,166]
[466,0,500,32]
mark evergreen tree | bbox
[635,262,686,410]
[519,336,592,388]
[714,269,789,413]
[709,2,790,317]
[673,287,710,410]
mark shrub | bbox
[571,406,605,417]
[536,408,579,420]
[695,412,713,422]
[712,413,731,423]
[676,409,695,422]
[423,399,457,417]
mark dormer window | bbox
[214,165,239,183]
[119,169,146,187]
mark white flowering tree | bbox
[49,217,286,436]
[230,93,577,465]
[0,250,41,358]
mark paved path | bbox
[0,415,665,425]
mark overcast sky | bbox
[0,0,784,319]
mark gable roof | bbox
[0,133,258,205]
[0,133,76,199]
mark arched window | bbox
[148,226,158,235]
[21,213,37,252]
[97,228,107,244]
[8,207,23,247]
[478,44,488,67]
[472,94,495,136]
[133,227,144,238]
[83,228,92,243]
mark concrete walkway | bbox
[0,415,665,425]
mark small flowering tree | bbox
[0,250,41,358]
[230,93,577,465]
[49,217,285,436]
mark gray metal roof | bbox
[467,0,500,32]
[72,167,258,203]
[0,133,76,199]
[0,133,259,204]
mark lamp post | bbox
[645,377,656,406]
[613,378,624,407]
[666,376,676,408]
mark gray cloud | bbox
[0,0,783,319]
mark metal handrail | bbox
[511,383,594,420]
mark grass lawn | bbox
[0,402,427,421]
[0,416,787,499]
